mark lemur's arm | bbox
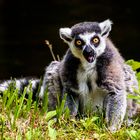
[59,50,81,117]
[62,87,79,117]
[97,50,127,131]
[104,91,127,131]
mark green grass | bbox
[0,59,140,140]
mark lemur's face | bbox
[60,19,112,63]
[71,32,105,63]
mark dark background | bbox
[0,0,139,80]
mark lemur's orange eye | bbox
[75,40,82,46]
[92,37,99,44]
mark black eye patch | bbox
[74,37,85,48]
[91,36,100,47]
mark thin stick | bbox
[45,40,56,61]
[57,54,60,61]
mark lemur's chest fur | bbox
[76,63,107,112]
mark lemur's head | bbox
[59,19,112,63]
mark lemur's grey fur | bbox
[0,19,139,132]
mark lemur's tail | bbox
[0,61,61,104]
[0,78,41,100]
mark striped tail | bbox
[0,61,61,107]
[0,78,40,100]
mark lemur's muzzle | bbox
[83,45,96,63]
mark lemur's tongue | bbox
[83,51,96,63]
[88,56,94,63]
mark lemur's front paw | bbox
[107,123,122,133]
[108,126,118,133]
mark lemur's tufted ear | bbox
[59,28,72,43]
[99,19,113,37]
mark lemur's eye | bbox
[92,37,100,44]
[75,39,83,47]
[75,40,82,46]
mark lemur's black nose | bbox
[83,45,96,63]
[85,45,94,53]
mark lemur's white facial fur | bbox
[59,19,112,63]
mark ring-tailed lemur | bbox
[0,19,139,132]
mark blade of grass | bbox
[14,87,27,122]
[2,90,8,109]
[56,94,67,119]
[0,117,4,140]
[45,110,57,121]
[26,83,33,115]
[6,89,18,109]
[41,88,48,114]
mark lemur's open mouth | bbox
[83,51,96,63]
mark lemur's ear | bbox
[99,19,113,37]
[59,28,72,43]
